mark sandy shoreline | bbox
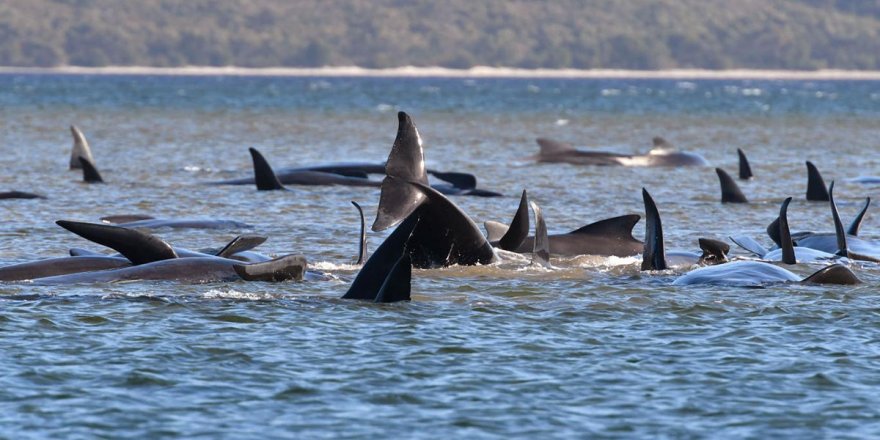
[2,65,880,80]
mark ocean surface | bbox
[1,74,879,438]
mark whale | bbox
[0,191,45,200]
[69,125,95,170]
[533,136,709,167]
[716,167,749,203]
[99,215,253,230]
[737,148,753,180]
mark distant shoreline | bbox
[3,66,880,80]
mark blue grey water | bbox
[1,74,879,438]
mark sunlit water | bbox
[1,74,880,438]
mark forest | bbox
[1,0,879,70]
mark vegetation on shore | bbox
[1,0,879,70]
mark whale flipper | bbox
[806,161,830,201]
[716,168,748,203]
[729,235,769,257]
[55,220,178,265]
[232,254,307,282]
[530,201,550,266]
[215,234,268,259]
[373,254,412,303]
[848,197,871,236]
[69,125,95,170]
[828,182,849,257]
[79,156,104,183]
[737,149,753,180]
[497,190,529,252]
[429,171,477,190]
[249,148,285,190]
[351,201,367,265]
[641,188,667,271]
[343,213,419,300]
[801,264,860,285]
[778,197,796,264]
[484,221,510,242]
[698,238,729,264]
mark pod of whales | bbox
[533,136,709,167]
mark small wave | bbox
[201,288,278,300]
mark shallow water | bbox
[1,74,880,438]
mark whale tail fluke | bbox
[233,254,307,282]
[716,168,748,203]
[806,161,830,201]
[373,112,430,231]
[249,148,285,191]
[343,213,419,301]
[55,220,178,265]
[373,254,412,303]
[737,148,753,180]
[641,188,667,271]
[79,156,104,183]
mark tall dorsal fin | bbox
[569,214,640,240]
[428,171,477,190]
[828,181,848,258]
[778,197,796,264]
[497,190,529,251]
[641,188,667,270]
[848,197,871,236]
[351,201,367,265]
[484,221,510,242]
[373,112,430,231]
[373,254,412,303]
[716,168,748,203]
[806,161,830,201]
[55,220,178,265]
[248,148,285,190]
[535,138,575,156]
[737,148,753,180]
[69,125,94,170]
[529,201,550,266]
[215,234,268,258]
[79,156,104,183]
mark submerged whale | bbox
[0,191,45,200]
[100,215,252,230]
[533,136,709,167]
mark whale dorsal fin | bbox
[215,234,268,259]
[249,148,285,191]
[641,188,667,270]
[69,125,94,170]
[801,264,860,285]
[56,220,178,265]
[649,136,676,154]
[485,221,510,242]
[530,201,550,266]
[737,148,753,180]
[806,161,830,201]
[729,235,768,257]
[373,112,430,231]
[848,197,871,236]
[569,214,640,240]
[716,168,748,203]
[232,254,307,282]
[497,190,529,252]
[536,138,575,156]
[351,201,367,265]
[373,254,412,303]
[429,171,477,190]
[766,216,782,247]
[779,197,796,264]
[828,181,848,257]
[79,156,104,183]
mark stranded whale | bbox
[533,136,709,167]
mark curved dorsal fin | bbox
[373,254,412,303]
[56,220,178,265]
[806,161,830,201]
[716,168,748,203]
[828,181,848,258]
[249,148,285,190]
[351,201,367,265]
[529,200,550,266]
[215,234,268,258]
[767,216,782,247]
[737,148,753,180]
[641,188,667,271]
[848,197,871,236]
[69,125,95,170]
[497,190,529,251]
[569,214,640,240]
[79,156,104,183]
[779,197,796,264]
[535,138,575,156]
[373,112,430,231]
